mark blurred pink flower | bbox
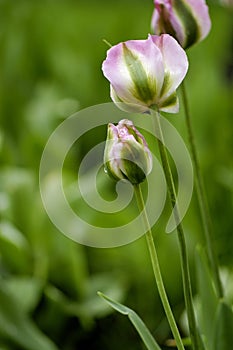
[220,0,233,8]
[151,0,211,49]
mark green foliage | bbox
[0,0,232,349]
[0,282,58,350]
[195,246,218,349]
[98,292,162,350]
[196,246,233,350]
[213,301,233,350]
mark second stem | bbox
[152,110,200,350]
[181,81,223,298]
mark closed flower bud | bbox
[104,119,152,185]
[102,34,188,114]
[151,0,211,49]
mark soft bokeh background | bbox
[0,0,232,349]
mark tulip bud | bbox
[102,34,188,114]
[104,119,152,185]
[151,0,211,49]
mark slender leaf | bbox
[0,284,58,350]
[0,221,31,273]
[98,292,162,350]
[195,245,218,349]
[213,300,233,350]
[4,277,43,313]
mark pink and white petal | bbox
[159,95,180,114]
[102,43,135,95]
[110,86,149,114]
[151,1,167,34]
[151,8,159,32]
[105,141,125,180]
[152,2,186,47]
[104,41,158,107]
[154,0,171,8]
[169,8,187,47]
[125,37,165,99]
[186,0,211,40]
[151,34,188,99]
[118,119,134,129]
[107,123,119,141]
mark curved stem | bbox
[134,184,185,350]
[181,81,223,298]
[152,110,200,350]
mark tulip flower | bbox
[151,0,211,49]
[104,119,153,184]
[102,34,188,114]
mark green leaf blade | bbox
[213,300,233,350]
[195,245,218,349]
[0,284,58,350]
[98,292,162,350]
[97,291,129,315]
[128,310,162,350]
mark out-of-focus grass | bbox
[0,0,232,349]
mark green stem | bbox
[152,110,200,350]
[134,184,185,350]
[181,81,223,298]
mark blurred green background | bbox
[0,0,232,349]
